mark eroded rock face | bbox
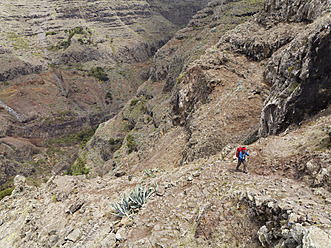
[258,0,331,136]
[257,0,330,24]
[211,0,330,137]
[149,0,264,91]
[146,0,212,28]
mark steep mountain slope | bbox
[82,0,266,175]
[0,0,330,247]
[82,0,330,176]
[0,0,211,189]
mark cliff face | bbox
[257,0,331,136]
[146,0,212,28]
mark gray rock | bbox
[302,227,331,248]
[313,168,328,187]
[65,228,81,242]
[115,227,127,241]
[67,199,85,214]
[100,233,116,248]
[12,175,27,194]
[258,225,271,247]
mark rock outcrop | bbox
[257,0,331,136]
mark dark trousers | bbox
[236,160,247,172]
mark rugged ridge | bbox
[0,0,331,247]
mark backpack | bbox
[236,147,242,158]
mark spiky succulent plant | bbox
[111,183,157,217]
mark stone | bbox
[313,168,328,187]
[192,171,200,177]
[100,233,116,248]
[301,227,331,248]
[67,199,85,214]
[65,229,81,242]
[115,227,127,241]
[12,175,27,194]
[156,187,165,196]
[49,235,60,246]
[291,224,304,243]
[257,225,271,247]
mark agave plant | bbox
[110,193,130,217]
[129,184,155,209]
[111,183,157,217]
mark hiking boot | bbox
[243,170,248,174]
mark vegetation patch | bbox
[66,157,90,176]
[289,82,299,93]
[105,91,113,105]
[130,99,139,106]
[43,127,97,147]
[51,26,92,50]
[126,134,137,153]
[177,72,186,83]
[0,187,14,201]
[88,67,109,81]
[46,31,57,36]
[109,137,123,152]
[7,32,29,50]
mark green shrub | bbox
[59,40,71,49]
[288,66,294,78]
[77,38,84,45]
[67,157,90,176]
[71,27,84,35]
[51,194,57,203]
[56,26,88,50]
[105,92,113,104]
[130,99,138,106]
[109,138,115,145]
[0,187,14,200]
[43,127,97,147]
[109,137,123,152]
[177,72,186,83]
[289,82,300,93]
[46,31,57,36]
[126,134,137,153]
[88,67,109,81]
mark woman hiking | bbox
[236,147,249,173]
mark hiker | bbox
[236,147,249,173]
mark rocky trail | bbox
[1,115,330,247]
